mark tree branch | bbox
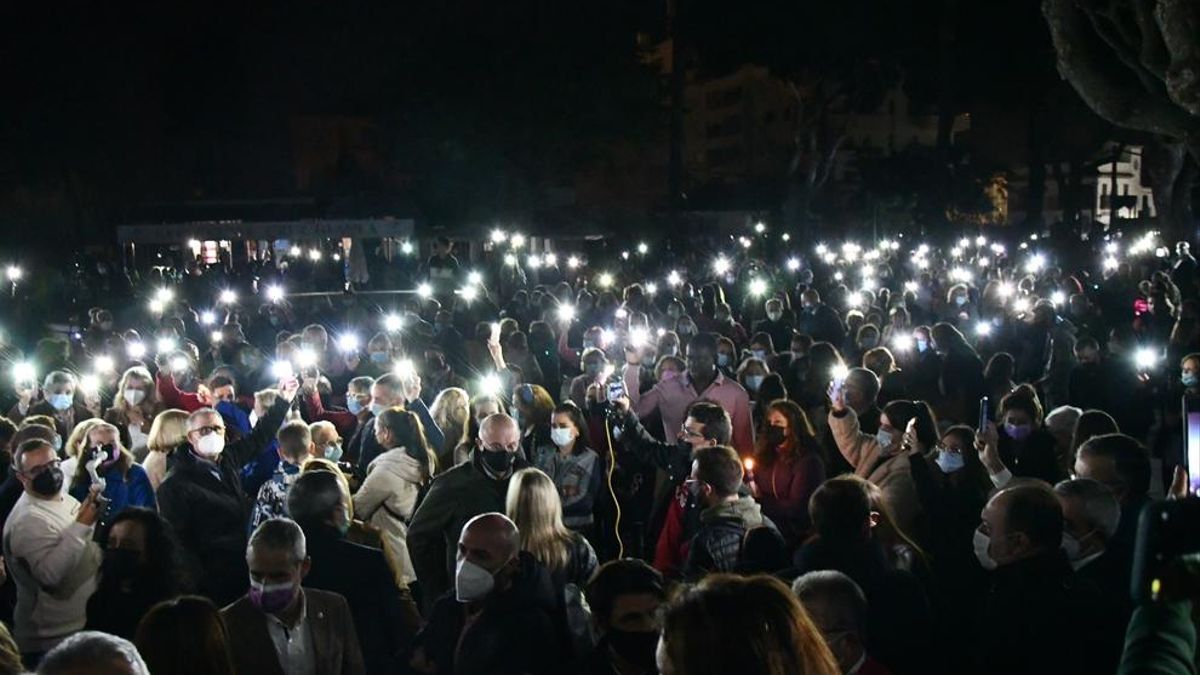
[1131,0,1169,79]
[1043,0,1199,137]
[1081,6,1165,95]
[1155,0,1200,117]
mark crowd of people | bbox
[0,227,1196,674]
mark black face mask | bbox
[606,628,659,671]
[481,448,516,475]
[31,467,64,497]
[102,548,142,581]
[764,425,786,446]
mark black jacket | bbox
[302,524,418,675]
[156,398,287,606]
[793,537,934,675]
[997,426,1065,485]
[407,450,530,608]
[973,550,1122,675]
[418,552,566,675]
[683,496,780,579]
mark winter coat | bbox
[828,408,922,536]
[683,496,780,579]
[353,448,428,586]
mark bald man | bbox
[412,512,563,675]
[407,414,530,609]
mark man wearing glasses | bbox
[158,380,298,607]
[3,438,103,665]
[608,396,732,578]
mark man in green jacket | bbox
[407,413,528,609]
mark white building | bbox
[1095,145,1155,225]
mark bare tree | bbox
[1042,0,1200,233]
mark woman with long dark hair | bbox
[86,507,190,639]
[750,400,825,546]
[353,407,436,589]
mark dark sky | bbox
[0,1,1095,242]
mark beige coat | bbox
[828,408,922,535]
[352,449,425,586]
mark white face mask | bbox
[550,427,575,448]
[455,557,497,603]
[123,389,146,406]
[1061,533,1081,563]
[248,411,259,428]
[973,528,998,570]
[194,433,225,459]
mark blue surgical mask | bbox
[324,444,344,462]
[752,350,767,361]
[745,375,764,392]
[875,429,895,452]
[954,296,968,307]
[935,449,965,473]
[916,339,929,353]
[1183,372,1198,388]
[49,393,72,412]
[582,340,597,351]
[717,353,731,368]
[369,352,389,364]
[346,398,364,415]
[370,402,387,417]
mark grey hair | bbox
[1053,478,1121,540]
[42,370,76,391]
[792,570,868,638]
[1045,406,1083,436]
[348,375,375,393]
[38,630,149,675]
[845,367,881,404]
[247,518,307,565]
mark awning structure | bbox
[116,218,414,244]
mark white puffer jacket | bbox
[352,448,426,585]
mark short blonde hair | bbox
[147,409,190,454]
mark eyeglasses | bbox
[680,425,704,439]
[22,458,60,477]
[191,425,225,436]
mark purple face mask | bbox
[1004,422,1033,441]
[248,579,297,614]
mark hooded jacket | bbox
[352,448,427,586]
[683,495,779,578]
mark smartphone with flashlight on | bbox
[978,396,990,432]
[1184,396,1200,495]
[829,364,849,402]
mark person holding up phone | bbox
[4,437,104,661]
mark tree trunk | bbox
[1144,138,1186,234]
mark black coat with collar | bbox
[302,524,419,675]
[157,398,288,607]
[407,450,530,609]
[418,552,566,675]
[222,587,365,675]
[973,550,1121,675]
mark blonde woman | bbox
[68,421,156,520]
[144,409,189,491]
[104,366,162,461]
[429,387,469,472]
[60,418,107,494]
[505,468,597,588]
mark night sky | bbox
[0,1,1110,245]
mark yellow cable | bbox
[605,416,624,559]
